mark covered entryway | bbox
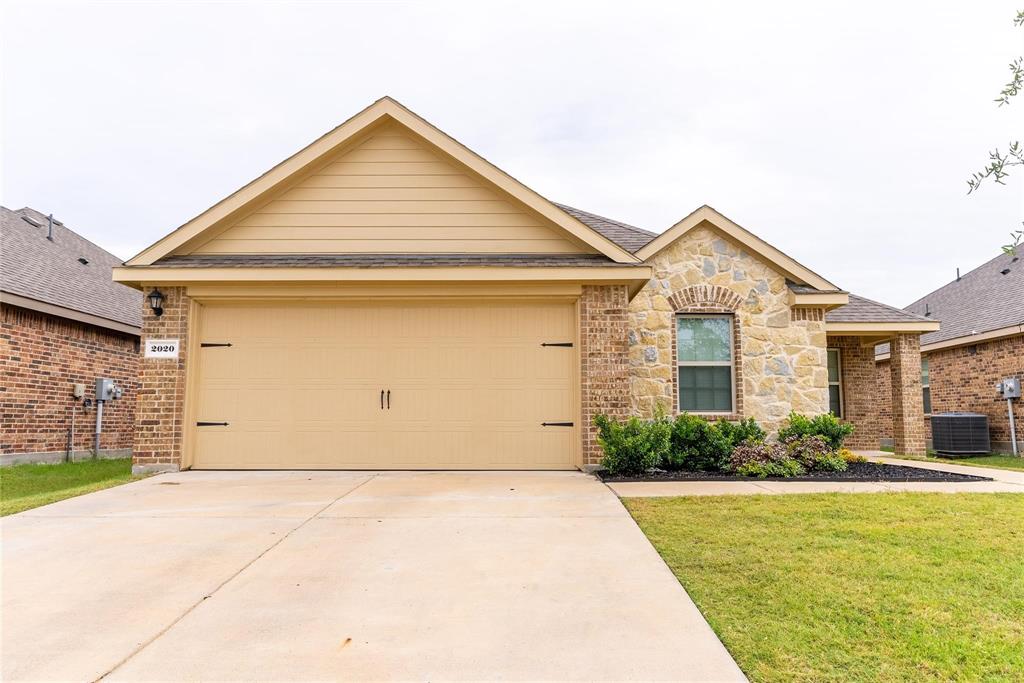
[191,300,577,469]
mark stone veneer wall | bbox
[628,225,828,433]
[579,285,631,466]
[132,286,191,473]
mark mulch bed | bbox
[597,461,992,483]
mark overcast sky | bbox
[3,1,1021,305]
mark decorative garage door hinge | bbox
[541,422,574,427]
[540,342,573,347]
[196,421,229,427]
[200,342,232,347]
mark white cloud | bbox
[2,0,1021,303]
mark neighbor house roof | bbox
[904,251,1024,347]
[1,206,142,333]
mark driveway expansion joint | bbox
[92,474,377,681]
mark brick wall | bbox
[889,334,927,456]
[132,287,191,472]
[829,336,879,450]
[876,333,1024,452]
[580,285,631,466]
[1,304,138,458]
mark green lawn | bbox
[625,494,1024,682]
[0,458,143,516]
[880,446,1024,472]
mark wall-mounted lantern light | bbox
[147,289,165,317]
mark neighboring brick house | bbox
[112,97,938,473]
[1,207,142,464]
[875,252,1024,453]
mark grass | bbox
[625,493,1024,682]
[0,458,143,516]
[880,446,1024,472]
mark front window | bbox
[827,348,843,417]
[921,357,931,415]
[676,315,734,413]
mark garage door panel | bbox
[191,301,575,470]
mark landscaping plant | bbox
[777,411,854,450]
[716,417,766,448]
[667,413,733,471]
[783,435,847,473]
[728,442,804,478]
[594,413,671,476]
[838,447,867,463]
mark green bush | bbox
[716,417,766,448]
[783,435,848,473]
[594,413,671,476]
[729,442,805,478]
[777,412,854,450]
[668,413,733,471]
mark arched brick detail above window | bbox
[667,285,743,313]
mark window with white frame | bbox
[827,348,843,417]
[921,357,931,415]
[676,315,734,413]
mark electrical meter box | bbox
[996,378,1022,400]
[95,378,117,401]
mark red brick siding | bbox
[132,287,191,470]
[829,336,879,450]
[889,334,927,455]
[876,333,1024,450]
[580,285,631,466]
[1,304,138,456]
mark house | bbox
[1,207,142,464]
[875,252,1024,453]
[112,97,938,473]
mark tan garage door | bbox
[191,301,576,469]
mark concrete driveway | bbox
[2,470,743,682]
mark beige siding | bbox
[190,124,592,255]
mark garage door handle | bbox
[386,389,391,409]
[196,421,229,427]
[541,422,574,427]
[200,343,232,348]
[541,342,574,347]
[380,390,384,410]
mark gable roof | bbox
[555,204,657,253]
[126,97,639,267]
[903,251,1024,346]
[1,207,142,332]
[633,205,840,291]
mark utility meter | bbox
[95,378,119,402]
[996,378,1022,400]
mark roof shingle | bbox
[904,251,1024,345]
[1,207,142,329]
[826,293,933,324]
[555,204,658,253]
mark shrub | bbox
[838,448,867,463]
[784,435,848,473]
[716,417,767,448]
[777,412,854,450]
[667,413,733,471]
[594,413,671,476]
[729,442,805,478]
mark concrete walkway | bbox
[608,451,1024,498]
[2,470,745,682]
